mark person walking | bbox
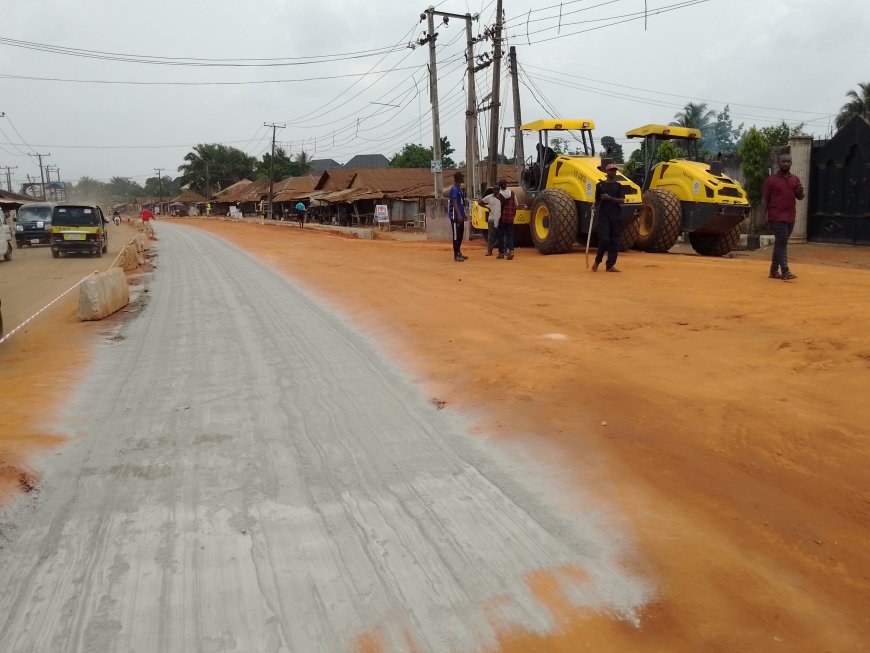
[480,188,502,257]
[496,179,517,260]
[448,172,467,262]
[295,201,306,228]
[591,164,625,272]
[140,207,155,237]
[762,153,804,281]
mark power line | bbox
[0,35,404,67]
[0,65,425,86]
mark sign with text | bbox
[375,204,390,223]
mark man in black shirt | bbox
[592,164,626,272]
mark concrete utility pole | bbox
[508,46,525,183]
[420,8,443,200]
[420,7,479,199]
[464,14,479,200]
[1,166,17,191]
[487,0,504,188]
[30,152,50,200]
[264,122,285,220]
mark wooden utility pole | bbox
[264,122,285,220]
[153,168,165,209]
[487,0,504,188]
[0,166,17,191]
[508,46,525,183]
[30,152,50,200]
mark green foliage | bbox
[655,141,680,163]
[709,105,745,154]
[105,177,145,202]
[178,143,257,195]
[390,138,455,168]
[69,176,110,203]
[256,147,296,180]
[737,127,770,206]
[143,176,180,198]
[835,82,870,130]
[758,121,804,148]
[624,149,643,176]
[600,136,624,163]
[672,102,716,150]
[549,137,567,154]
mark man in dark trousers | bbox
[762,153,804,280]
[496,179,518,260]
[448,171,467,262]
[592,163,625,272]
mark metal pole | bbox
[2,166,16,191]
[154,168,164,212]
[509,46,525,183]
[31,153,50,200]
[426,8,443,200]
[465,14,477,199]
[487,0,503,189]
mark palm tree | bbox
[294,150,312,176]
[835,82,870,130]
[178,144,256,195]
[671,102,716,132]
[671,102,717,154]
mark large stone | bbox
[78,267,130,321]
[119,244,140,271]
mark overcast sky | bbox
[1,0,867,189]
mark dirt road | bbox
[0,224,647,652]
[0,222,139,330]
[1,218,868,651]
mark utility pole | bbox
[30,152,50,200]
[1,166,17,191]
[45,165,58,200]
[264,122,285,220]
[501,127,513,160]
[508,46,525,183]
[153,168,165,210]
[487,0,504,188]
[464,14,479,199]
[421,8,443,200]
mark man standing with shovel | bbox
[590,163,625,272]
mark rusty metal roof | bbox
[212,179,253,201]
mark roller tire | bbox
[618,215,640,251]
[513,224,533,248]
[3,242,11,261]
[530,188,577,255]
[636,189,682,253]
[689,226,741,257]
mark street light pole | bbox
[264,122,285,220]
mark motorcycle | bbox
[113,214,121,226]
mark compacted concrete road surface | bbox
[0,223,646,653]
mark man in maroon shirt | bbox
[762,153,804,280]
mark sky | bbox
[1,0,867,190]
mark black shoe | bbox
[769,271,782,279]
[496,253,505,259]
[591,262,599,272]
[459,254,468,260]
[486,250,493,256]
[506,251,514,260]
[605,266,622,273]
[782,271,797,280]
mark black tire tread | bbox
[637,189,682,253]
[689,226,740,256]
[531,189,577,255]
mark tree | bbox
[70,177,108,203]
[624,148,644,176]
[105,177,144,203]
[178,143,257,195]
[835,82,870,130]
[655,141,679,164]
[293,150,312,176]
[623,141,679,177]
[390,137,455,168]
[143,176,180,198]
[709,105,744,155]
[256,147,296,181]
[672,102,716,149]
[759,121,804,148]
[600,136,624,163]
[737,127,769,207]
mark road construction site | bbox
[0,220,868,652]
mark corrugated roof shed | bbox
[343,154,390,169]
[171,190,208,203]
[213,179,253,201]
[317,169,357,192]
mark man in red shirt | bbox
[762,153,804,280]
[141,207,155,236]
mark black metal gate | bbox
[808,116,870,245]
